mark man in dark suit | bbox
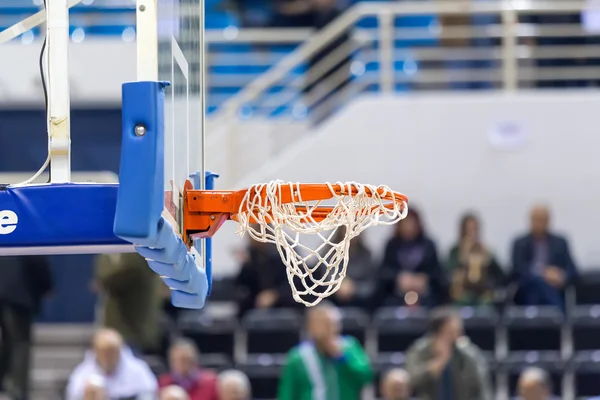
[0,255,53,400]
[511,205,577,308]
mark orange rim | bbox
[181,182,408,242]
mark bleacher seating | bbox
[151,272,600,399]
[24,272,600,398]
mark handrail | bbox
[206,28,313,43]
[209,0,594,123]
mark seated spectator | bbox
[234,234,294,317]
[380,368,411,400]
[446,213,505,306]
[159,338,218,400]
[405,307,492,400]
[65,328,157,400]
[328,228,377,308]
[278,301,373,400]
[217,370,252,400]
[517,367,557,400]
[511,204,578,308]
[0,255,53,400]
[377,208,448,308]
[161,385,190,400]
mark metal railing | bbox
[205,0,600,186]
[211,0,600,123]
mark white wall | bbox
[212,91,600,276]
[0,40,134,105]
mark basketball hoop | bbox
[183,180,408,306]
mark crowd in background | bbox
[1,0,599,398]
[236,203,577,315]
[0,201,582,400]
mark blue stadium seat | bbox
[460,306,498,352]
[242,309,302,355]
[178,310,237,358]
[572,305,600,351]
[375,307,428,353]
[238,354,285,400]
[339,307,370,345]
[505,306,564,351]
[573,351,600,398]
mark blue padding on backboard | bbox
[114,81,168,246]
[136,217,209,309]
[0,184,127,250]
[115,80,213,309]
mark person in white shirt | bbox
[217,370,251,400]
[65,328,158,400]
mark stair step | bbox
[31,368,71,390]
[32,347,85,370]
[34,324,95,346]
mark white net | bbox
[235,180,408,306]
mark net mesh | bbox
[235,180,408,306]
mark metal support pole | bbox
[501,8,518,91]
[47,0,71,182]
[136,0,158,81]
[378,12,394,93]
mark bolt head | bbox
[139,4,146,11]
[134,125,146,136]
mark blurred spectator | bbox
[0,255,52,400]
[270,0,350,121]
[510,204,578,308]
[217,370,252,400]
[406,307,492,400]
[95,253,163,354]
[439,2,497,90]
[159,338,218,400]
[65,328,157,400]
[329,228,376,308]
[270,0,314,28]
[160,385,191,400]
[380,368,411,400]
[446,213,505,306]
[517,367,556,400]
[377,208,448,308]
[234,235,294,317]
[306,0,351,123]
[278,301,373,400]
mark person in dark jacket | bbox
[234,235,295,317]
[329,228,377,308]
[511,204,578,309]
[0,255,53,400]
[377,208,448,308]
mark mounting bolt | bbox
[139,4,146,11]
[210,215,216,220]
[134,125,146,137]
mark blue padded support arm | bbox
[114,81,209,309]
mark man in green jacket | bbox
[278,301,374,400]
